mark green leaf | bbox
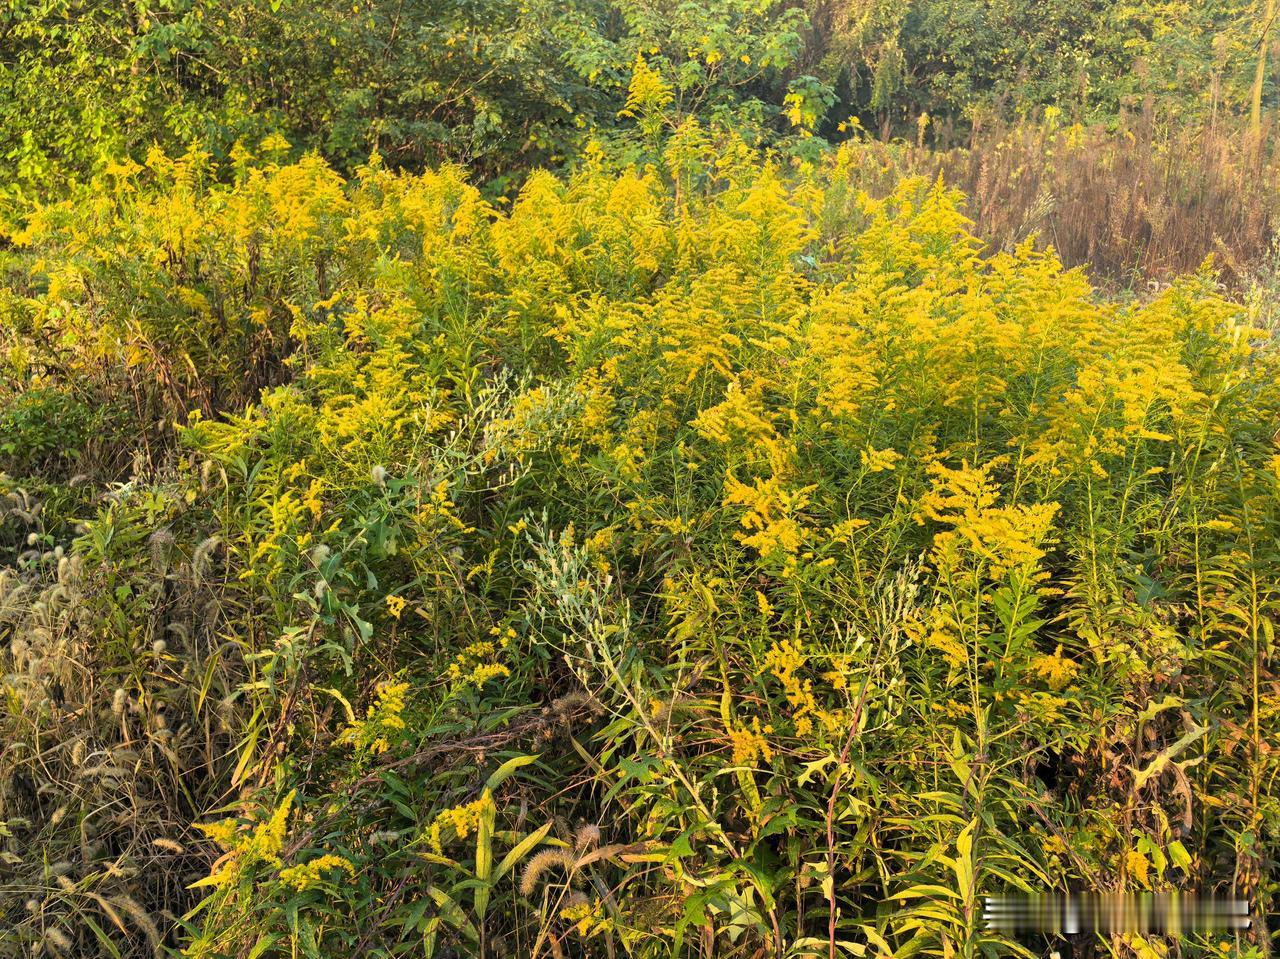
[494,821,553,882]
[892,883,962,901]
[953,818,976,899]
[1168,840,1193,871]
[427,886,478,941]
[485,753,539,792]
[473,789,495,920]
[1131,724,1208,790]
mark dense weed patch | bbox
[1,135,1278,957]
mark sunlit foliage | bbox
[1,132,1277,956]
[4,0,1277,207]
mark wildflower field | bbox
[1,132,1277,957]
[2,2,1280,957]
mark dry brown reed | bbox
[841,117,1278,290]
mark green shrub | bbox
[0,389,99,476]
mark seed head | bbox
[44,927,73,952]
[519,848,575,897]
[574,823,601,852]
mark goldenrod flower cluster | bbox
[445,628,515,690]
[194,790,296,889]
[277,854,355,891]
[560,897,613,938]
[727,716,774,765]
[338,681,410,755]
[427,794,495,854]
